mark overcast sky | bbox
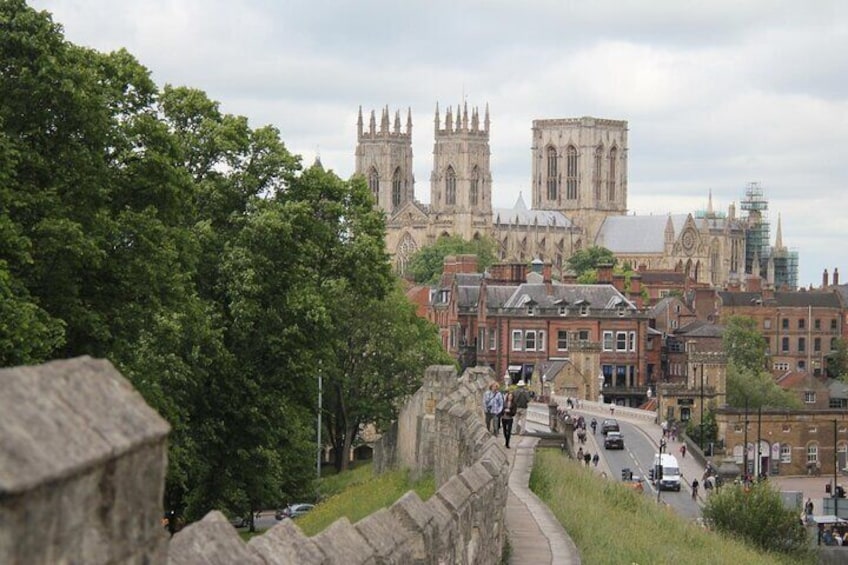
[32,0,848,288]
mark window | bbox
[807,444,819,464]
[629,331,636,352]
[368,167,379,200]
[832,319,838,331]
[593,145,603,200]
[546,146,558,201]
[566,145,578,200]
[833,337,839,351]
[799,318,806,330]
[488,329,497,350]
[815,319,821,330]
[558,305,568,316]
[616,331,627,352]
[780,444,792,463]
[814,337,821,352]
[392,167,402,208]
[617,305,626,317]
[579,304,589,316]
[511,330,522,351]
[578,329,590,341]
[445,166,456,205]
[538,330,546,351]
[527,304,535,316]
[557,330,568,351]
[478,328,485,351]
[469,166,479,206]
[764,336,770,350]
[603,331,614,351]
[798,360,806,371]
[781,337,789,353]
[764,319,771,329]
[804,391,816,404]
[782,318,789,330]
[798,337,806,353]
[524,330,536,351]
[607,147,617,201]
[449,327,456,349]
[773,362,789,371]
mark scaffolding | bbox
[740,182,770,277]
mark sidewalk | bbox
[503,406,582,564]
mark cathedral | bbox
[354,104,798,289]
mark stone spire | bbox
[357,106,363,138]
[369,109,376,135]
[707,189,714,216]
[406,107,412,136]
[393,110,401,134]
[434,102,440,133]
[775,213,784,251]
[484,103,490,133]
[380,106,389,133]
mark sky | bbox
[31,0,848,288]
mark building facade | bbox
[354,104,799,289]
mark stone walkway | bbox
[505,426,581,564]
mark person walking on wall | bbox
[514,380,530,434]
[483,382,503,436]
[501,390,516,449]
[691,478,699,500]
[679,444,687,458]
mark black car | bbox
[604,430,624,449]
[601,418,620,435]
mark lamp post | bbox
[699,361,705,452]
[835,419,839,519]
[316,368,323,479]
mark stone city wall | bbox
[2,359,507,564]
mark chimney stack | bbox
[823,268,829,288]
[835,268,840,286]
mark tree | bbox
[723,316,768,374]
[406,235,496,284]
[566,246,617,281]
[702,481,812,559]
[322,282,454,471]
[827,338,848,380]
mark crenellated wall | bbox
[1,358,507,564]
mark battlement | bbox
[434,101,490,138]
[532,116,628,130]
[357,105,412,141]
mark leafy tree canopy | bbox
[406,235,496,284]
[827,338,848,381]
[567,246,617,283]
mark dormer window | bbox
[580,304,589,316]
[558,305,568,316]
[527,304,536,316]
[617,305,626,317]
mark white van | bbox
[652,453,682,491]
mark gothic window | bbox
[470,166,480,206]
[607,147,617,201]
[368,167,379,202]
[392,167,402,209]
[546,146,558,200]
[566,145,578,200]
[445,166,456,205]
[396,232,418,276]
[593,145,603,201]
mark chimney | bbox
[612,272,626,293]
[629,273,643,308]
[823,268,829,289]
[835,268,840,286]
[597,262,614,284]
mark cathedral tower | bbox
[355,106,415,214]
[429,102,493,239]
[531,117,628,241]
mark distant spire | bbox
[775,212,784,250]
[462,100,469,131]
[484,103,490,132]
[434,102,440,134]
[407,107,412,136]
[394,110,401,134]
[751,250,761,276]
[357,106,363,138]
[445,105,453,132]
[707,188,714,216]
[369,109,376,135]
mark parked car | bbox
[601,418,620,435]
[229,515,249,528]
[604,430,624,449]
[275,503,315,520]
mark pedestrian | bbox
[679,444,687,458]
[483,382,504,436]
[661,420,668,438]
[691,478,699,500]
[501,390,516,448]
[513,380,530,434]
[671,423,678,441]
[584,452,592,466]
[609,404,615,416]
[590,418,597,435]
[805,498,814,516]
[576,446,584,461]
[592,453,599,467]
[704,475,714,493]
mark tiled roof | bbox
[718,291,842,308]
[502,283,635,310]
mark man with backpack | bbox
[514,380,530,434]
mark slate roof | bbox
[674,319,724,338]
[486,285,520,309]
[595,214,688,253]
[828,379,848,400]
[718,291,842,308]
[501,282,636,310]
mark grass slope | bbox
[530,449,813,565]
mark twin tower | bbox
[355,103,630,267]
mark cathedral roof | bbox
[595,214,688,253]
[493,195,572,228]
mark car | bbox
[604,430,624,449]
[600,418,620,435]
[275,503,315,520]
[229,515,249,528]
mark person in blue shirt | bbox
[483,382,504,436]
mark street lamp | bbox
[317,365,323,479]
